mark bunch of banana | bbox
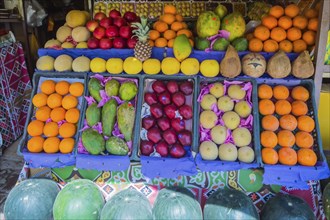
[149,2,163,19]
[136,3,148,17]
[94,1,107,14]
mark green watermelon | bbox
[260,194,315,220]
[100,188,152,220]
[153,187,203,220]
[4,179,59,220]
[221,12,246,42]
[53,179,105,220]
[204,188,259,220]
[323,183,330,219]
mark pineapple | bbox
[131,16,152,62]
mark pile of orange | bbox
[248,4,319,53]
[27,79,84,154]
[149,5,193,48]
[258,84,317,167]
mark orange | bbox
[295,131,314,148]
[27,120,44,136]
[293,16,308,30]
[246,33,254,41]
[307,18,318,31]
[249,38,263,52]
[279,40,293,53]
[287,27,302,41]
[263,39,279,52]
[32,93,48,108]
[50,107,66,122]
[315,2,321,11]
[175,14,183,22]
[161,13,176,25]
[47,93,63,109]
[254,25,270,41]
[270,27,286,42]
[163,29,176,40]
[304,8,318,19]
[167,39,174,48]
[278,16,292,30]
[27,136,44,153]
[278,147,297,165]
[261,15,278,29]
[259,99,275,115]
[43,137,60,153]
[291,86,309,101]
[164,4,176,15]
[189,39,194,47]
[269,5,284,18]
[262,115,279,131]
[59,122,76,138]
[285,4,300,18]
[62,95,78,110]
[43,121,59,137]
[149,40,154,47]
[261,131,278,148]
[258,84,273,99]
[278,130,295,147]
[297,115,315,132]
[149,30,160,41]
[171,22,184,31]
[155,38,168,47]
[279,114,297,131]
[177,29,193,38]
[302,30,316,46]
[291,101,308,116]
[275,100,292,115]
[182,22,188,29]
[65,108,80,124]
[35,106,51,122]
[69,82,84,97]
[59,138,75,154]
[262,148,279,165]
[293,39,307,53]
[297,148,317,166]
[154,21,168,33]
[273,85,289,100]
[41,80,56,95]
[55,81,70,95]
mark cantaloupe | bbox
[54,55,73,72]
[44,39,61,48]
[66,10,87,28]
[72,27,90,42]
[72,56,90,72]
[61,42,75,49]
[56,26,72,43]
[36,56,55,71]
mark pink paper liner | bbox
[205,30,230,52]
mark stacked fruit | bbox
[86,10,140,49]
[27,80,84,154]
[80,76,137,156]
[248,4,319,53]
[149,5,193,48]
[198,82,255,163]
[259,84,317,166]
[140,80,194,158]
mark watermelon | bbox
[323,183,330,220]
[4,179,59,220]
[53,179,105,220]
[260,194,315,220]
[100,188,152,220]
[204,188,259,220]
[153,187,203,220]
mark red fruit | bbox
[147,127,162,144]
[171,118,185,132]
[152,81,167,94]
[180,81,193,95]
[113,37,126,49]
[93,26,106,40]
[140,140,154,156]
[164,104,177,119]
[94,12,106,21]
[157,117,170,131]
[127,37,138,49]
[167,81,179,94]
[155,141,169,157]
[172,92,185,107]
[123,12,138,23]
[87,37,99,49]
[170,143,185,158]
[158,91,171,105]
[178,130,192,146]
[109,9,121,19]
[119,26,132,39]
[179,105,193,120]
[150,103,163,119]
[105,26,119,38]
[99,17,112,29]
[86,20,99,32]
[99,38,112,49]
[144,93,158,105]
[142,116,155,130]
[163,129,177,145]
[113,17,127,28]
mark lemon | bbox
[161,57,180,75]
[143,59,161,75]
[200,60,220,77]
[106,58,123,74]
[76,42,88,48]
[90,57,106,73]
[123,57,143,74]
[181,58,199,75]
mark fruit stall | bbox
[2,0,330,219]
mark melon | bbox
[54,54,73,72]
[153,187,203,220]
[61,42,75,48]
[53,179,105,220]
[72,56,90,72]
[72,26,91,42]
[100,188,152,220]
[44,39,61,48]
[221,12,246,42]
[56,26,72,43]
[66,10,87,28]
[36,56,55,71]
[204,188,259,220]
[4,179,59,220]
[76,42,88,48]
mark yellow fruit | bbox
[61,42,75,48]
[72,26,90,42]
[54,54,73,72]
[180,58,199,75]
[72,56,90,72]
[27,136,44,153]
[123,57,143,74]
[173,35,192,62]
[76,42,88,48]
[161,57,180,75]
[106,58,123,74]
[66,10,87,28]
[143,59,161,75]
[36,56,55,71]
[69,82,84,97]
[59,138,75,153]
[44,39,61,48]
[200,60,220,77]
[90,57,106,73]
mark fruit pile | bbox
[259,84,317,166]
[80,76,137,156]
[198,81,255,163]
[140,79,194,158]
[27,79,84,154]
[248,4,319,53]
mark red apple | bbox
[178,130,192,146]
[155,141,169,157]
[99,17,113,29]
[86,20,99,32]
[113,17,127,28]
[163,129,177,145]
[105,26,119,38]
[158,91,171,106]
[167,81,179,94]
[140,140,154,156]
[170,143,185,158]
[119,26,132,39]
[87,37,99,49]
[179,105,193,120]
[147,127,162,144]
[172,92,185,107]
[127,37,137,49]
[123,12,138,23]
[142,116,155,130]
[99,38,112,49]
[152,81,167,93]
[171,118,185,132]
[109,9,121,19]
[93,26,106,39]
[164,104,177,119]
[180,81,193,95]
[157,117,170,131]
[144,92,158,105]
[150,103,163,119]
[113,37,126,49]
[94,12,106,21]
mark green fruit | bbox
[86,103,101,127]
[173,34,192,62]
[221,12,246,42]
[88,78,103,102]
[197,11,220,38]
[117,102,135,141]
[212,38,230,51]
[102,99,117,137]
[195,37,210,50]
[81,128,105,155]
[232,37,248,51]
[215,4,227,19]
[106,136,129,155]
[105,79,120,97]
[119,81,137,101]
